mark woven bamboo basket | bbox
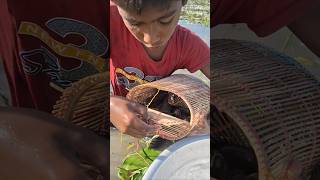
[212,39,320,179]
[126,74,210,141]
[52,72,109,137]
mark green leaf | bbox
[121,154,147,170]
[140,148,161,161]
[133,171,144,180]
[118,147,161,180]
[118,167,130,180]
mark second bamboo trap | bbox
[52,72,109,136]
[127,74,210,141]
[212,39,320,180]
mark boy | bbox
[0,0,109,112]
[110,0,210,138]
[211,0,320,57]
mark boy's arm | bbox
[288,0,320,58]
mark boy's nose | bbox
[143,25,160,46]
[143,33,160,45]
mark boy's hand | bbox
[189,112,210,136]
[0,107,108,180]
[110,96,157,138]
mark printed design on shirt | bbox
[18,18,108,89]
[116,67,162,90]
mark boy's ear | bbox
[182,0,188,6]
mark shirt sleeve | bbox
[212,0,316,37]
[179,28,210,73]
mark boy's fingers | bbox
[145,130,157,137]
[132,117,158,136]
[130,102,148,119]
[128,129,146,139]
[123,119,157,139]
[122,124,147,138]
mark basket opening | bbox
[211,104,259,180]
[143,90,191,122]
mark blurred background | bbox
[213,23,320,80]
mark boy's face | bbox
[117,0,183,49]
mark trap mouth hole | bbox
[143,90,191,122]
[210,104,259,180]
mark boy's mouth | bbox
[144,42,164,48]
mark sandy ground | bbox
[110,128,137,180]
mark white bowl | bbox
[143,135,210,180]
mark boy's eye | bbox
[159,17,174,25]
[130,22,141,27]
[127,20,142,27]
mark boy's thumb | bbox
[132,102,148,119]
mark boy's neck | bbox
[143,43,167,61]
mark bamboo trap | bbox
[146,108,191,141]
[211,39,320,180]
[127,74,210,141]
[52,72,109,137]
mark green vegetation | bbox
[118,135,161,180]
[181,0,210,26]
[118,148,161,180]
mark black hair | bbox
[113,0,187,15]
